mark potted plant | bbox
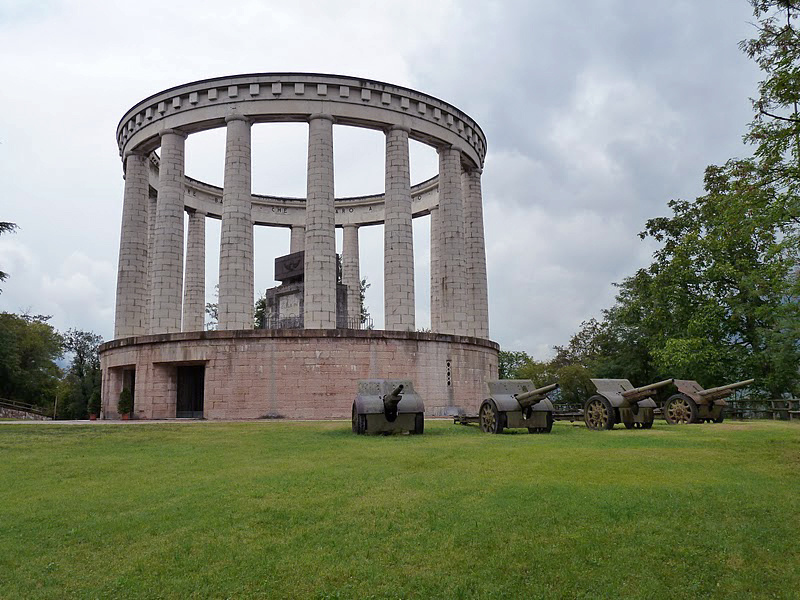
[118,387,133,420]
[88,390,101,421]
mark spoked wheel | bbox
[584,395,615,431]
[479,400,504,434]
[527,411,554,434]
[664,394,698,425]
[351,402,367,435]
[411,413,425,435]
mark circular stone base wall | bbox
[99,330,499,420]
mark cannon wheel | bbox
[528,411,554,434]
[479,399,505,434]
[664,393,698,425]
[584,395,615,430]
[351,402,367,435]
[411,413,425,435]
[714,407,725,424]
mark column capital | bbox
[437,143,463,155]
[159,128,187,140]
[388,124,410,134]
[225,113,251,124]
[464,165,483,176]
[123,149,147,161]
[308,113,334,123]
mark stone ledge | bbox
[99,328,499,353]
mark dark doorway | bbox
[123,369,136,414]
[176,365,205,418]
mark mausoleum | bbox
[99,73,498,419]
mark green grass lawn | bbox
[1,420,798,599]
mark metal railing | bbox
[257,315,373,330]
[724,398,798,420]
[0,398,51,418]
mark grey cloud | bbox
[0,0,763,359]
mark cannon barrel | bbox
[698,378,755,397]
[383,384,405,411]
[621,379,674,397]
[515,383,559,407]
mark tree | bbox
[497,350,595,407]
[59,329,103,419]
[359,277,372,328]
[742,1,800,204]
[638,160,799,395]
[0,312,63,407]
[551,1,800,398]
[254,293,267,328]
[205,284,219,329]
[0,221,19,293]
[497,350,533,379]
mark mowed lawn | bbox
[1,420,798,599]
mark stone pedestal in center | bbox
[262,251,350,329]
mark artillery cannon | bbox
[584,378,673,430]
[478,380,558,434]
[664,378,754,424]
[352,379,425,435]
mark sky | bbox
[0,0,763,358]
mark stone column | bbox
[384,126,415,331]
[114,151,150,338]
[462,167,489,339]
[183,210,206,331]
[290,225,305,253]
[303,114,336,329]
[342,224,360,328]
[436,146,469,336]
[429,206,441,332]
[145,193,157,332]
[218,116,254,330]
[149,129,186,334]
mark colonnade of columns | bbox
[113,118,489,340]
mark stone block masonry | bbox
[304,115,336,329]
[114,152,150,338]
[384,127,415,331]
[100,330,499,420]
[183,210,205,331]
[149,130,186,334]
[462,168,489,339]
[436,147,469,336]
[218,116,254,330]
[342,224,360,325]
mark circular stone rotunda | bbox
[99,73,499,420]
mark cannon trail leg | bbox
[528,411,554,434]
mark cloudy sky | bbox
[0,0,762,357]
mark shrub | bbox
[88,390,101,415]
[118,388,133,415]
